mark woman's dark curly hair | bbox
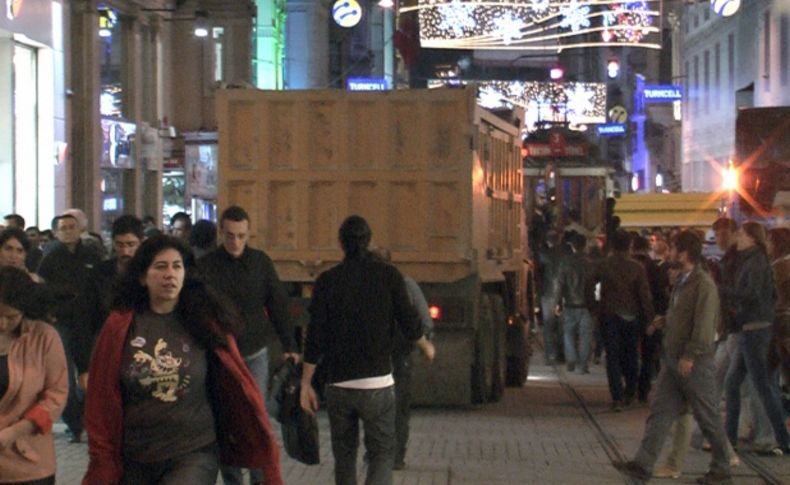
[0,227,31,253]
[112,235,241,349]
[0,266,52,321]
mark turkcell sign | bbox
[643,85,683,102]
[347,77,389,91]
[597,123,627,136]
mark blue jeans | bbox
[326,385,396,485]
[220,347,270,485]
[725,327,790,449]
[563,308,593,368]
[541,296,560,362]
[601,314,640,403]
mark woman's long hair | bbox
[0,266,52,322]
[112,235,241,349]
[741,221,768,250]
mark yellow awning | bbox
[615,192,726,229]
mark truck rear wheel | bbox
[489,294,506,402]
[472,293,495,404]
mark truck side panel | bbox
[217,89,479,283]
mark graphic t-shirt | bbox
[120,311,216,463]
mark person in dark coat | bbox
[301,215,422,485]
[37,214,102,443]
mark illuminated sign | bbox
[596,123,627,136]
[346,77,389,91]
[332,0,362,28]
[6,0,22,20]
[409,0,662,52]
[643,85,683,102]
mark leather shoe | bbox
[653,465,681,479]
[695,471,733,484]
[612,401,623,412]
[613,460,650,481]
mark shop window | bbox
[213,27,224,82]
[99,5,126,117]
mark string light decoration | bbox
[407,0,662,51]
[431,79,607,130]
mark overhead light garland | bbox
[430,79,607,130]
[408,0,661,51]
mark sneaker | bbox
[653,466,681,479]
[613,460,651,481]
[766,446,790,456]
[612,401,623,412]
[695,471,733,485]
[566,363,576,372]
[728,455,740,467]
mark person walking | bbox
[767,228,790,395]
[538,230,565,364]
[300,215,423,485]
[197,205,299,485]
[614,231,733,485]
[37,214,101,444]
[594,229,654,411]
[82,235,283,485]
[632,235,669,402]
[723,222,790,455]
[0,266,68,485]
[0,228,42,284]
[554,233,595,374]
[371,247,436,470]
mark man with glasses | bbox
[38,213,102,443]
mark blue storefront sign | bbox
[643,85,683,102]
[596,123,627,136]
[346,77,389,91]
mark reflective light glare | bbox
[549,66,564,80]
[378,0,394,8]
[194,27,209,37]
[722,161,738,191]
[655,172,663,188]
[99,28,112,38]
[631,173,640,191]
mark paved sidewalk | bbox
[54,358,790,484]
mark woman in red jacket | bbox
[0,266,67,485]
[83,235,283,485]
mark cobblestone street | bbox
[55,358,790,484]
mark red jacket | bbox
[82,311,283,485]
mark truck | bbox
[215,87,531,406]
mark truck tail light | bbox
[429,304,442,321]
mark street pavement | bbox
[54,356,790,484]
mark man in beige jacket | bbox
[614,230,733,485]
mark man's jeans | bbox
[601,314,640,403]
[725,327,790,449]
[541,296,560,362]
[634,356,731,477]
[220,347,270,485]
[55,323,83,435]
[326,385,396,485]
[563,308,593,369]
[392,352,412,464]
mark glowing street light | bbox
[722,160,738,191]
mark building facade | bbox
[680,0,790,192]
[0,0,66,228]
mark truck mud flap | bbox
[410,327,475,407]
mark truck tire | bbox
[505,313,530,387]
[472,293,494,404]
[489,294,506,402]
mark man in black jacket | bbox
[38,213,102,443]
[554,233,595,373]
[198,205,298,485]
[301,215,422,485]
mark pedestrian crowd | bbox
[533,211,790,485]
[0,209,434,485]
